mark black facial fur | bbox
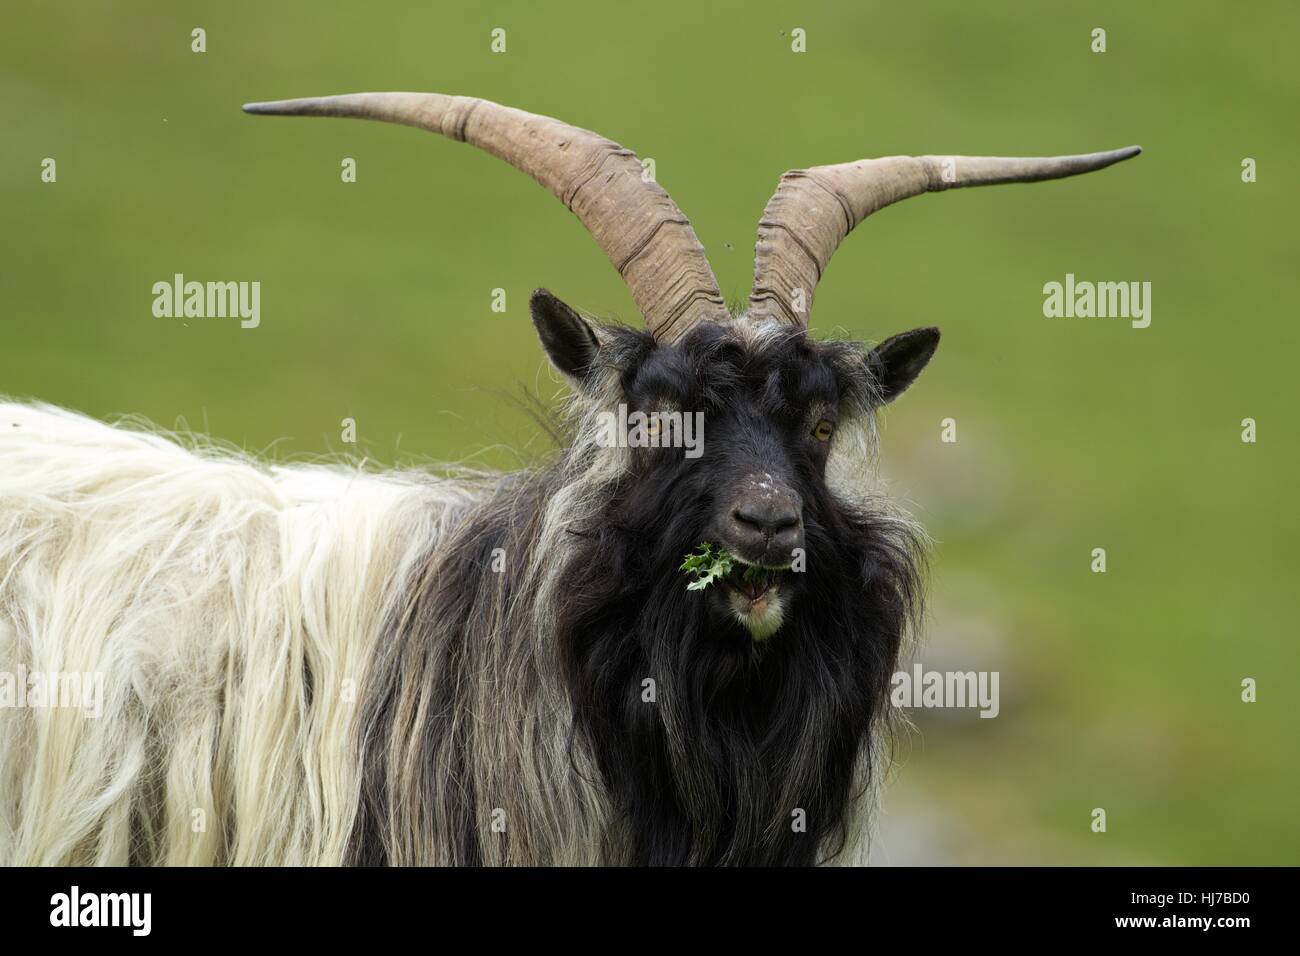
[555,322,926,864]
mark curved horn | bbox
[748,146,1142,327]
[243,92,729,343]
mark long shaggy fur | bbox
[0,318,924,866]
[0,403,478,864]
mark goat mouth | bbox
[722,564,787,602]
[722,563,789,640]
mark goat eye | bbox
[812,419,835,442]
[645,419,662,438]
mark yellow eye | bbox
[812,419,835,442]
[645,419,661,438]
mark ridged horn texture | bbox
[243,92,730,343]
[748,146,1142,328]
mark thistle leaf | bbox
[681,543,735,592]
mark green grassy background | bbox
[3,1,1296,863]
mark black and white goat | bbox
[0,92,1138,865]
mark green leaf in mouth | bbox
[680,542,736,592]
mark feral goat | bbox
[0,92,1138,865]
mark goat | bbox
[0,92,1139,865]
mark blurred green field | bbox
[3,1,1297,863]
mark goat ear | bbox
[866,327,940,403]
[530,289,601,385]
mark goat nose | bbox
[728,494,804,564]
[733,500,799,537]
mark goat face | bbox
[532,288,938,644]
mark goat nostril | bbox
[772,512,800,531]
[733,503,801,537]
